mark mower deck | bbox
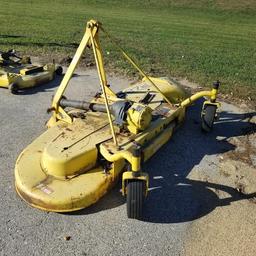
[15,81,185,212]
[15,113,112,211]
[14,19,220,218]
[0,67,55,88]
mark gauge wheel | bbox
[55,66,63,76]
[127,180,145,219]
[9,83,19,94]
[201,104,217,132]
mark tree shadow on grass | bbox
[0,41,78,49]
[0,35,26,39]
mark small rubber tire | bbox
[127,180,145,219]
[9,83,19,94]
[55,66,63,76]
[201,104,217,132]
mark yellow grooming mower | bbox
[0,49,63,94]
[15,20,220,219]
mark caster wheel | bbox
[127,180,145,219]
[55,66,63,76]
[201,104,217,132]
[9,83,19,94]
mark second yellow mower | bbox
[0,49,62,94]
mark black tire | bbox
[55,66,63,76]
[127,180,145,219]
[201,104,217,132]
[9,83,19,94]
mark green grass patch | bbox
[0,0,255,100]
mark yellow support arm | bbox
[101,26,173,106]
[99,144,141,172]
[180,87,219,108]
[89,27,118,146]
[50,20,116,122]
[49,20,118,145]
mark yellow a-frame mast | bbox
[50,20,118,146]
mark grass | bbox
[0,0,255,101]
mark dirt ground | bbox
[178,80,256,255]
